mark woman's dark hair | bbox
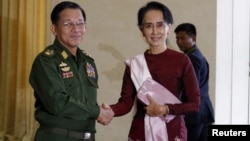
[50,1,86,24]
[137,1,173,26]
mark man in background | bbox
[174,23,215,141]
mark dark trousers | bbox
[186,122,211,141]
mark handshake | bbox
[97,103,114,126]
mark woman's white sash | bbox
[125,54,181,141]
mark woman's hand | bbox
[145,94,169,117]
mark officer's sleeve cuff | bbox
[90,105,100,119]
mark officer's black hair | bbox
[174,23,197,37]
[137,1,174,27]
[50,1,86,25]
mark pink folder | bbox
[137,77,182,140]
[137,77,181,105]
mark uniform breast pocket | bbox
[63,77,80,92]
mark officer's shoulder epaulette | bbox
[81,50,93,60]
[43,49,55,56]
[41,46,57,57]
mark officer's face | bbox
[51,8,86,49]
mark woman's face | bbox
[51,8,86,49]
[140,10,171,48]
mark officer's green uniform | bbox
[29,39,99,141]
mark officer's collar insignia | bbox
[44,49,54,56]
[61,50,68,59]
[59,62,73,78]
[86,62,95,78]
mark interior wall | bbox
[48,0,216,140]
[216,0,250,124]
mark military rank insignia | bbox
[61,50,68,59]
[44,49,54,56]
[82,50,92,58]
[59,62,73,78]
[86,62,96,78]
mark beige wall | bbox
[49,0,216,140]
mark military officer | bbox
[29,1,113,141]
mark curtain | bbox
[0,0,47,140]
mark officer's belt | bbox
[40,125,91,140]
